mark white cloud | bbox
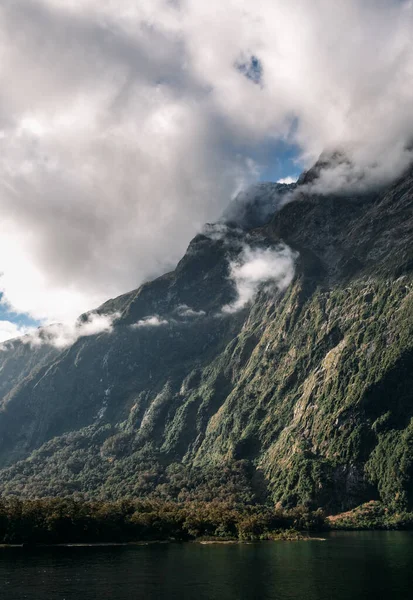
[15,312,119,349]
[175,304,206,318]
[0,321,35,344]
[277,176,298,185]
[132,316,168,328]
[0,0,412,324]
[223,244,297,313]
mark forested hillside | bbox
[0,161,412,513]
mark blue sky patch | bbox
[237,55,264,86]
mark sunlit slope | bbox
[0,167,412,512]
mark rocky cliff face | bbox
[0,163,412,512]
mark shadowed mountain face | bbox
[0,163,412,512]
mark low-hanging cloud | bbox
[1,312,120,350]
[0,0,412,332]
[132,316,169,328]
[277,176,298,185]
[223,244,298,313]
[175,304,206,318]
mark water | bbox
[1,532,413,599]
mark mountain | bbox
[0,161,412,512]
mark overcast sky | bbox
[0,0,412,340]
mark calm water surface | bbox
[1,532,413,599]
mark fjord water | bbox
[2,532,413,600]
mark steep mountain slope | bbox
[0,165,412,512]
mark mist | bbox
[223,245,298,313]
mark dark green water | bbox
[1,532,413,599]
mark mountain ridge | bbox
[0,162,412,512]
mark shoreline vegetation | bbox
[0,498,412,547]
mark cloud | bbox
[0,321,35,344]
[222,244,297,313]
[0,0,412,324]
[175,304,206,318]
[6,312,120,349]
[0,0,258,324]
[202,223,244,243]
[277,176,298,185]
[132,316,169,328]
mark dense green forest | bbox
[1,497,413,545]
[0,498,324,544]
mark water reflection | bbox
[1,532,413,600]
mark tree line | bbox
[0,497,325,545]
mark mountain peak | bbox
[297,150,351,186]
[221,181,296,230]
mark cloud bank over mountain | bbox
[0,0,412,332]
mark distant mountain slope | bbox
[0,163,412,512]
